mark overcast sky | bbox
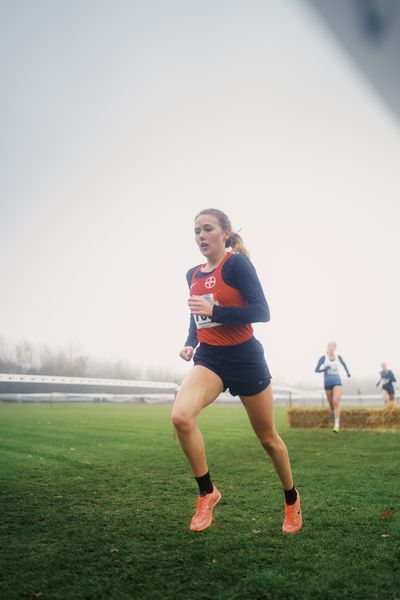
[1,0,400,386]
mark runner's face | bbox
[194,214,230,258]
[327,341,336,355]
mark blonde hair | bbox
[195,208,250,259]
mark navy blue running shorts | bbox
[382,383,395,396]
[193,337,271,397]
[324,382,342,391]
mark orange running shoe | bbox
[190,486,221,532]
[282,490,302,534]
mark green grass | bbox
[0,402,399,600]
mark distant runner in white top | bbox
[315,340,351,433]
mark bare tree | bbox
[15,340,36,373]
[0,335,17,373]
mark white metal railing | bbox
[0,392,175,403]
[0,373,178,390]
[0,375,396,406]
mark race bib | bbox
[193,294,222,330]
[324,360,338,375]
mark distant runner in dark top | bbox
[376,362,396,405]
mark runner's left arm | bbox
[338,355,351,377]
[211,255,270,325]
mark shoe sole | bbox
[190,492,222,532]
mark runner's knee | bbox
[171,408,195,432]
[259,431,281,452]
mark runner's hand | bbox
[179,346,194,361]
[188,295,213,317]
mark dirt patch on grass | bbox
[287,404,400,430]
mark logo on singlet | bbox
[205,276,216,289]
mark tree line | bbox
[0,336,180,382]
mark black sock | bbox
[195,471,213,496]
[284,486,297,505]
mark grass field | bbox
[0,402,399,600]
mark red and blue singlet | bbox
[185,252,269,348]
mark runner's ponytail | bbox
[226,231,250,259]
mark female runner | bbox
[172,208,302,534]
[315,341,351,433]
[376,362,397,405]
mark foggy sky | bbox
[1,0,400,386]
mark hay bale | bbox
[366,403,400,429]
[286,407,331,429]
[287,404,400,430]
